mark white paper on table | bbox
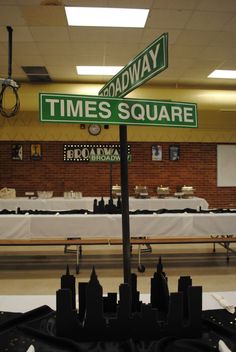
[211,293,235,314]
[26,345,35,352]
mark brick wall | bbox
[0,141,236,208]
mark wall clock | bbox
[88,124,101,136]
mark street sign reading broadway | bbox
[39,93,198,128]
[99,33,168,97]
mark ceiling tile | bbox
[189,59,222,70]
[21,5,67,26]
[30,26,70,42]
[105,42,140,57]
[108,0,152,7]
[71,42,106,56]
[180,67,213,79]
[36,42,73,56]
[105,28,143,43]
[0,43,7,53]
[0,0,235,87]
[186,11,233,31]
[219,60,236,70]
[201,46,236,61]
[42,55,77,66]
[47,65,79,80]
[2,0,17,4]
[64,0,107,5]
[43,65,72,76]
[16,1,42,4]
[68,55,105,66]
[0,26,34,42]
[196,0,236,12]
[174,30,217,46]
[0,63,8,77]
[222,15,236,32]
[13,42,40,56]
[11,64,26,76]
[103,55,134,66]
[13,54,45,66]
[146,9,192,29]
[0,6,26,25]
[152,0,199,10]
[209,31,236,47]
[168,58,195,69]
[68,27,109,42]
[170,45,205,59]
[141,29,181,45]
[0,27,9,43]
[154,66,184,79]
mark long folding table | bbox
[0,196,209,211]
[0,212,234,239]
[0,212,236,273]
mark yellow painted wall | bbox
[0,82,236,142]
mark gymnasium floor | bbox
[0,242,235,296]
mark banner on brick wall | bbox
[63,143,131,162]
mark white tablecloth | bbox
[0,216,31,239]
[0,213,235,239]
[0,196,209,212]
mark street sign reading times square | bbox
[40,93,197,128]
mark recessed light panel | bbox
[76,66,123,76]
[65,7,149,28]
[208,70,236,79]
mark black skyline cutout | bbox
[56,259,202,342]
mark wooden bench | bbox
[0,238,109,274]
[110,236,236,271]
[0,238,109,246]
[111,236,236,245]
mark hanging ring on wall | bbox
[0,26,20,118]
[0,81,20,118]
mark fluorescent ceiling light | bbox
[65,7,149,28]
[208,70,236,79]
[76,66,123,76]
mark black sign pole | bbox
[119,124,131,285]
[109,163,113,199]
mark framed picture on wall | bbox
[169,145,180,161]
[152,145,162,161]
[31,143,42,160]
[12,144,23,160]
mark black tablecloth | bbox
[0,305,235,352]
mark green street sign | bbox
[99,33,168,98]
[39,93,198,128]
[89,154,132,162]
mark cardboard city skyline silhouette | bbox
[56,259,202,342]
